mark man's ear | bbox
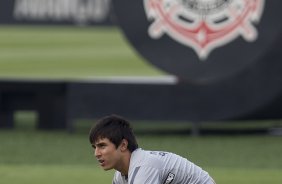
[120,139,128,151]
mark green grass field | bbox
[0,25,282,184]
[1,125,282,184]
[0,25,166,79]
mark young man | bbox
[89,114,216,184]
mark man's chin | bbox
[101,166,113,171]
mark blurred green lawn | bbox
[0,25,166,79]
[0,114,282,184]
[0,26,282,184]
[0,127,282,184]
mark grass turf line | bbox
[0,25,166,79]
[1,165,281,184]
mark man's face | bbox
[92,138,123,171]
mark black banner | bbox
[0,0,114,26]
[112,1,282,121]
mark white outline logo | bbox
[164,172,175,184]
[144,0,265,60]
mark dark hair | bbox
[89,114,138,152]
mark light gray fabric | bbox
[112,148,215,184]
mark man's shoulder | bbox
[131,149,174,169]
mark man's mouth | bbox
[98,159,105,166]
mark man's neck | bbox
[116,150,132,176]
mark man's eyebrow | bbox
[92,142,107,148]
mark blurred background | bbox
[0,0,282,184]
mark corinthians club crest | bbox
[144,0,265,60]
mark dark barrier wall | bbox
[2,79,282,131]
[0,0,114,26]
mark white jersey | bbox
[112,148,215,184]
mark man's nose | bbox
[95,148,101,157]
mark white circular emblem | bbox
[144,0,265,60]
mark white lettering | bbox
[13,0,111,25]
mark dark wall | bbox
[2,79,282,131]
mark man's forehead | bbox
[93,137,110,145]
